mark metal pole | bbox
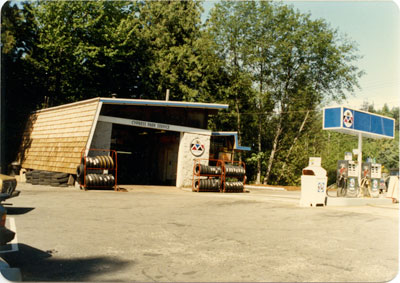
[357,132,362,188]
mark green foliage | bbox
[206,1,364,184]
[2,0,391,187]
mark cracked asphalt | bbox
[1,183,398,282]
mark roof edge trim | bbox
[33,97,100,114]
[100,98,228,110]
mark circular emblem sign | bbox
[372,179,378,190]
[190,139,205,157]
[343,109,354,128]
[349,178,355,189]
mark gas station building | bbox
[17,97,250,187]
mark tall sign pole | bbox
[357,132,362,186]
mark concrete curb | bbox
[245,185,286,191]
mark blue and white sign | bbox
[323,106,395,139]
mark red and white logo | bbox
[190,139,205,157]
[343,109,354,128]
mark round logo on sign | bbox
[190,139,205,157]
[343,109,354,128]
[349,178,355,188]
[372,179,378,190]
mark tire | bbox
[54,173,69,179]
[103,156,109,169]
[109,175,115,187]
[86,157,92,168]
[107,156,114,170]
[52,176,69,183]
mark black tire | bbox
[199,179,205,191]
[108,175,114,187]
[107,156,114,170]
[54,173,69,179]
[96,157,103,168]
[102,156,109,169]
[53,176,69,183]
[86,174,93,187]
[85,157,92,168]
[95,174,101,186]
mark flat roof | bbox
[100,98,229,110]
[34,97,229,113]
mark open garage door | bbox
[111,124,179,185]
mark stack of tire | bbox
[50,172,70,187]
[25,170,69,187]
[194,164,222,175]
[224,165,246,178]
[194,178,221,192]
[224,165,245,193]
[77,155,115,190]
[84,174,115,188]
[193,164,223,192]
[26,170,41,185]
[223,181,244,193]
[84,156,114,169]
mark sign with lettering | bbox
[323,106,395,139]
[130,119,170,131]
[98,115,211,135]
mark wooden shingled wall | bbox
[19,98,101,174]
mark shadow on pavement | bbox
[1,243,130,281]
[5,207,35,215]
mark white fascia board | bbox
[98,115,212,135]
[86,101,103,154]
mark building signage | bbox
[130,119,170,131]
[323,106,395,139]
[98,115,211,135]
[190,139,205,157]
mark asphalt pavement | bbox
[0,183,398,282]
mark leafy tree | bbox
[205,1,363,185]
[207,1,257,162]
[139,0,209,101]
[22,0,147,104]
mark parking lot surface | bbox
[1,183,398,282]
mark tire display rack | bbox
[77,149,118,190]
[192,159,246,193]
[222,160,246,193]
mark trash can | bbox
[299,157,327,207]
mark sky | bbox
[202,0,400,111]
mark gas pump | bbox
[360,162,371,197]
[370,163,382,198]
[336,159,359,197]
[359,162,382,198]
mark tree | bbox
[139,0,209,101]
[207,1,257,162]
[22,0,147,104]
[205,1,363,185]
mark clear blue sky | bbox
[202,0,400,110]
